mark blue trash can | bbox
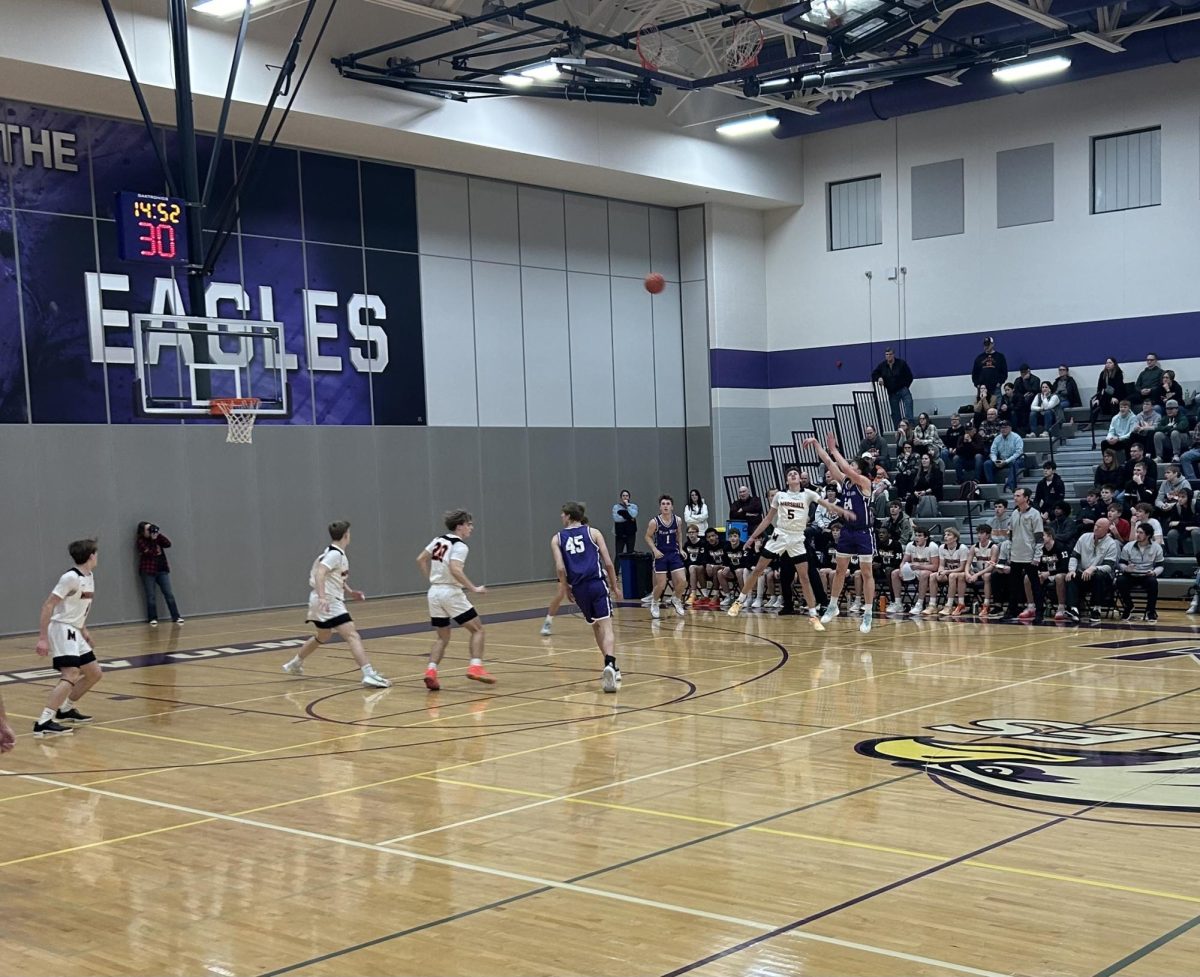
[620,552,653,600]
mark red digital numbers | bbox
[137,220,178,260]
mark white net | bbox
[724,18,764,69]
[214,398,261,444]
[636,22,680,70]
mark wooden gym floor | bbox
[2,585,1200,977]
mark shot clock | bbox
[114,191,190,265]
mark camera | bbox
[148,524,159,535]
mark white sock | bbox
[470,658,482,666]
[361,664,375,675]
[39,708,55,724]
[286,656,301,668]
[426,661,438,672]
[544,615,553,624]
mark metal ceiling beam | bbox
[340,66,659,102]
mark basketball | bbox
[644,272,666,294]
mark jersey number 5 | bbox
[430,543,449,561]
[785,507,796,519]
[564,535,586,555]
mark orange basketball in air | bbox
[644,272,666,294]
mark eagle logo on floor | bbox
[856,719,1200,813]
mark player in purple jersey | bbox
[809,433,878,634]
[550,502,622,692]
[645,495,687,620]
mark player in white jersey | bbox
[418,509,495,691]
[0,693,14,752]
[281,521,390,688]
[728,467,852,625]
[32,538,102,737]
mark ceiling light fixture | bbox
[759,77,792,89]
[500,73,535,87]
[521,61,564,81]
[992,54,1071,83]
[716,113,780,137]
[192,0,260,16]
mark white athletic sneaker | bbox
[641,594,654,605]
[886,600,904,616]
[848,598,863,615]
[771,595,783,608]
[908,600,924,617]
[650,601,661,620]
[282,659,304,676]
[720,595,733,608]
[673,598,686,617]
[820,603,840,625]
[362,669,391,689]
[859,609,873,634]
[1189,596,1200,614]
[601,664,621,693]
[748,596,762,610]
[540,620,553,636]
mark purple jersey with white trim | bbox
[557,526,605,588]
[654,515,681,555]
[842,479,873,529]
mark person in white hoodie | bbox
[684,489,710,535]
[1029,381,1062,435]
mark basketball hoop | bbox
[636,21,680,71]
[211,397,261,444]
[724,17,765,70]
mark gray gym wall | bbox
[0,174,711,633]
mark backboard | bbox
[133,313,289,416]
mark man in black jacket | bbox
[1011,364,1040,435]
[871,347,914,429]
[971,336,1008,396]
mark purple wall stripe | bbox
[710,311,1200,390]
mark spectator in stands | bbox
[1129,398,1161,455]
[1048,500,1080,550]
[1006,487,1045,622]
[1120,443,1158,488]
[1094,449,1124,492]
[953,425,986,484]
[872,346,914,429]
[728,485,762,525]
[684,489,709,535]
[1125,461,1157,510]
[1157,370,1184,412]
[996,382,1017,429]
[1037,528,1071,622]
[869,457,893,520]
[894,418,916,452]
[984,419,1025,492]
[136,522,184,626]
[1178,425,1200,480]
[1157,464,1190,516]
[972,336,1008,395]
[1134,353,1164,404]
[1033,461,1065,514]
[893,441,920,496]
[1012,364,1041,434]
[1162,478,1197,557]
[1154,400,1191,462]
[1029,381,1062,435]
[1078,488,1104,534]
[940,413,965,468]
[882,500,914,547]
[857,425,884,457]
[1106,504,1131,544]
[1103,400,1137,453]
[1090,357,1125,423]
[1052,365,1081,409]
[898,527,940,616]
[972,385,996,429]
[1066,517,1120,622]
[912,413,944,461]
[989,499,1012,543]
[1117,522,1164,623]
[1100,485,1124,518]
[978,407,1001,443]
[1132,502,1165,544]
[612,490,639,560]
[906,452,943,517]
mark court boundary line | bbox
[1091,912,1200,977]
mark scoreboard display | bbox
[114,191,190,265]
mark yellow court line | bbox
[418,774,1200,908]
[0,817,215,869]
[5,711,254,754]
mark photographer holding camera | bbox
[136,522,184,626]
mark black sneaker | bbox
[1145,613,1159,624]
[33,719,73,737]
[56,707,93,723]
[1120,609,1133,622]
[1066,608,1080,622]
[1088,608,1101,622]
